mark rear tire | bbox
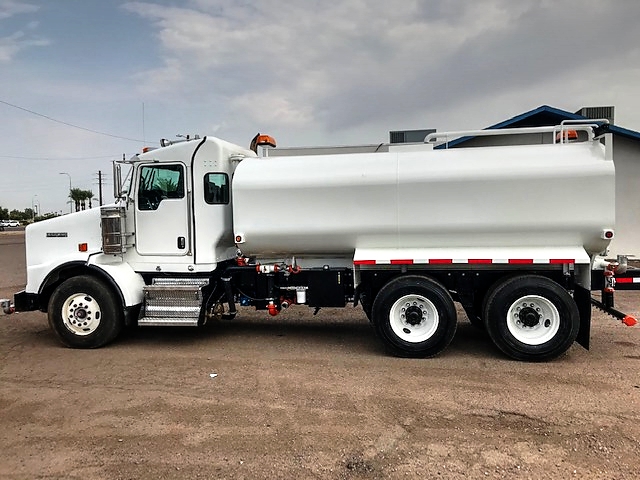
[483,275,579,361]
[48,275,123,348]
[372,275,457,358]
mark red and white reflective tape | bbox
[354,258,576,266]
[615,277,640,284]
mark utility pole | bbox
[93,170,107,206]
[98,170,103,206]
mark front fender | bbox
[33,259,144,313]
[87,255,145,307]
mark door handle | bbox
[177,236,186,249]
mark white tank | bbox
[231,141,614,258]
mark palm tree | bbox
[69,188,84,212]
[69,189,97,211]
[81,190,94,210]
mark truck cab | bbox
[118,135,254,272]
[14,135,256,346]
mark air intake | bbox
[576,106,615,124]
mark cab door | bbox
[134,162,190,256]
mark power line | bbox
[0,99,146,143]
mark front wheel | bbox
[372,275,457,358]
[48,275,123,348]
[483,275,579,361]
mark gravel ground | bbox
[1,231,639,479]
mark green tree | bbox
[69,188,83,212]
[0,206,59,224]
[70,189,96,211]
[83,190,95,210]
[9,209,30,222]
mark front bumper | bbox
[13,291,39,312]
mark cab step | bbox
[138,278,209,327]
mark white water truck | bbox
[5,122,637,361]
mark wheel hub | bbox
[518,306,540,328]
[507,295,560,346]
[405,306,423,326]
[69,301,91,326]
[389,294,439,343]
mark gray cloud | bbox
[2,1,639,212]
[123,0,640,141]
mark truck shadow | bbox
[119,318,499,359]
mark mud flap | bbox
[574,285,591,349]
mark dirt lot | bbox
[1,231,639,480]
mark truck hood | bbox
[25,208,103,274]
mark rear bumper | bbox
[14,291,39,312]
[592,268,640,291]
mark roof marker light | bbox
[556,129,579,142]
[249,133,277,153]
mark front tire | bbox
[48,275,123,348]
[483,275,579,361]
[372,275,457,358]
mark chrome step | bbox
[151,278,209,286]
[137,317,199,327]
[143,285,203,317]
[138,278,209,327]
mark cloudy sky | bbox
[1,0,639,215]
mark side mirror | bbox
[113,161,123,199]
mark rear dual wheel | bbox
[483,275,579,361]
[372,276,457,358]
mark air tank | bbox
[231,141,614,258]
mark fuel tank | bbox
[231,141,614,258]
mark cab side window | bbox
[204,173,229,205]
[138,164,184,211]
